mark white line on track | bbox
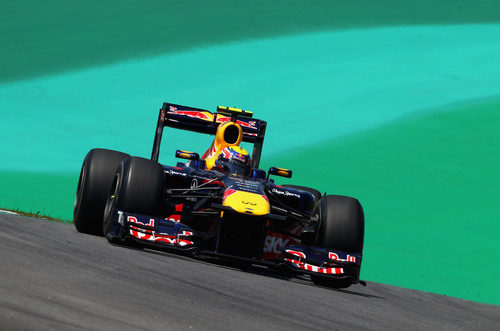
[0,209,18,215]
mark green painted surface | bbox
[1,0,499,83]
[0,172,76,220]
[269,98,500,304]
[2,25,500,173]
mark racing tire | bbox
[103,157,165,237]
[311,195,364,288]
[74,148,130,235]
[282,185,322,202]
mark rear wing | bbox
[151,102,267,168]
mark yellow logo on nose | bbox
[222,191,270,215]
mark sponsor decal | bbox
[190,178,198,189]
[127,216,154,228]
[284,249,344,274]
[129,228,194,246]
[264,236,291,254]
[271,188,300,199]
[165,107,258,137]
[164,169,187,176]
[328,252,356,263]
[128,213,194,246]
[168,109,211,120]
[232,179,260,193]
[261,226,301,260]
[216,116,257,130]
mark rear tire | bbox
[74,148,130,235]
[103,157,165,237]
[311,195,364,288]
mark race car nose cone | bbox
[222,189,270,216]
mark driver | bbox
[213,146,252,177]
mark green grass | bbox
[266,98,500,305]
[0,208,69,223]
[2,0,500,83]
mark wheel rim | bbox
[103,173,120,234]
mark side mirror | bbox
[175,150,200,161]
[268,167,292,179]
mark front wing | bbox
[106,210,197,251]
[106,210,362,281]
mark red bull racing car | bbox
[74,103,365,288]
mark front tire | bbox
[103,157,165,238]
[74,148,129,235]
[311,195,364,288]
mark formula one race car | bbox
[74,103,365,288]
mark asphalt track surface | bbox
[0,214,498,330]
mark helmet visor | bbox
[217,158,251,177]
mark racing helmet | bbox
[215,146,252,177]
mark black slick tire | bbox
[311,195,364,288]
[103,157,165,237]
[74,148,130,235]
